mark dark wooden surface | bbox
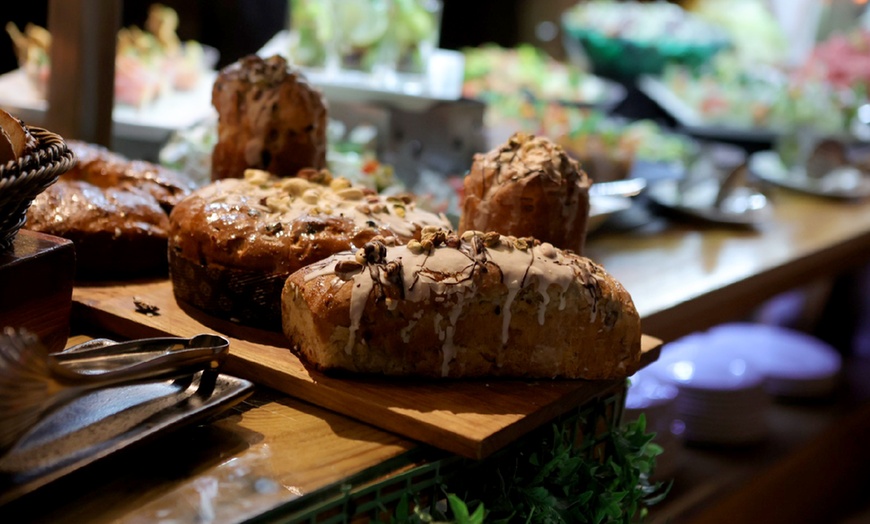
[0,229,75,352]
[587,188,870,342]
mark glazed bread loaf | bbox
[24,141,195,277]
[460,132,591,255]
[62,140,196,208]
[282,229,641,379]
[211,54,328,180]
[26,181,170,276]
[169,168,451,327]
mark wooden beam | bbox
[45,0,119,145]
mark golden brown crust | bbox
[211,54,328,180]
[65,140,196,210]
[23,141,194,277]
[282,230,641,379]
[459,132,591,255]
[168,169,451,326]
[25,180,170,276]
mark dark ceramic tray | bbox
[0,339,254,505]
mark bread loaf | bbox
[26,181,170,276]
[460,132,591,255]
[282,229,641,379]
[24,140,195,277]
[211,54,328,180]
[62,140,196,208]
[169,168,452,327]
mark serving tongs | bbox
[0,328,230,458]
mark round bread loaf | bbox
[459,132,591,255]
[26,181,170,276]
[211,54,328,180]
[168,168,452,328]
[24,140,195,277]
[282,229,641,379]
[62,141,195,209]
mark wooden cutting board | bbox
[73,279,662,459]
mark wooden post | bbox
[45,0,120,146]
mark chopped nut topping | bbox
[330,177,352,191]
[279,177,312,196]
[302,189,320,205]
[335,259,363,279]
[514,237,529,250]
[407,240,423,254]
[309,169,333,185]
[460,230,478,242]
[420,228,447,247]
[355,249,367,265]
[483,232,501,247]
[243,168,271,186]
[362,239,387,263]
[420,238,434,251]
[356,204,372,215]
[394,205,406,218]
[133,297,160,316]
[384,260,404,293]
[445,234,461,248]
[337,187,364,200]
[265,195,290,212]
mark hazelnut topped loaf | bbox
[460,132,592,255]
[168,168,451,327]
[282,229,641,379]
[211,54,328,180]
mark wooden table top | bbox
[587,187,870,341]
[4,187,870,522]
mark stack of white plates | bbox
[646,322,843,445]
[652,338,771,445]
[707,323,842,398]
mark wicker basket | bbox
[0,127,75,251]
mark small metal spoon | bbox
[0,328,230,458]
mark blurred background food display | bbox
[6,4,214,107]
[1,0,868,219]
[287,0,442,77]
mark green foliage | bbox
[387,491,484,524]
[389,414,668,524]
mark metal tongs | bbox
[0,327,230,458]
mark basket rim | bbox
[0,126,73,177]
[0,125,75,251]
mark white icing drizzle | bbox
[307,233,596,371]
[303,258,340,282]
[434,313,445,341]
[536,278,551,325]
[346,269,375,354]
[439,302,464,377]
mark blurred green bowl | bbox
[562,20,729,82]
